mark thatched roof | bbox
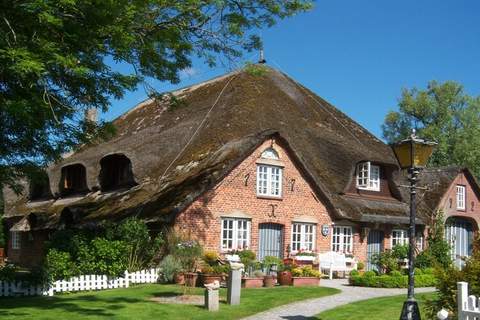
[4,65,412,228]
[408,166,480,221]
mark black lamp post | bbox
[392,129,436,320]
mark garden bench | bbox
[318,251,348,280]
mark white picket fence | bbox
[0,268,159,297]
[458,282,480,320]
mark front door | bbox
[446,218,474,269]
[258,223,284,261]
[367,230,384,271]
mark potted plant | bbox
[173,240,203,287]
[356,261,365,275]
[294,250,316,262]
[262,256,282,287]
[277,263,293,286]
[291,265,321,287]
[242,270,264,288]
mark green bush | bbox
[45,249,77,281]
[0,264,17,281]
[356,261,365,271]
[159,255,182,283]
[349,271,437,288]
[350,269,359,277]
[425,238,480,318]
[238,250,256,268]
[44,218,164,280]
[171,239,203,273]
[263,256,283,271]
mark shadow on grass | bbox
[0,294,145,318]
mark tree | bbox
[382,81,480,177]
[0,0,312,189]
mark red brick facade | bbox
[176,138,335,257]
[438,172,480,230]
[6,229,48,268]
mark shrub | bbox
[45,249,77,281]
[349,272,437,288]
[291,265,321,278]
[77,238,128,277]
[238,250,256,268]
[0,264,17,281]
[349,269,359,277]
[203,251,219,266]
[263,256,283,271]
[159,255,182,283]
[172,240,203,273]
[356,262,365,271]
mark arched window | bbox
[29,171,52,201]
[261,148,279,160]
[59,164,88,196]
[99,154,136,191]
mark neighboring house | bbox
[1,66,475,270]
[415,167,480,267]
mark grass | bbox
[0,284,339,320]
[316,292,436,320]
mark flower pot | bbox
[184,272,199,287]
[0,248,4,258]
[292,277,320,287]
[201,274,222,285]
[277,271,293,286]
[174,273,185,285]
[263,275,275,287]
[242,277,264,288]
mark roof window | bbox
[59,164,88,196]
[356,162,380,191]
[99,154,136,192]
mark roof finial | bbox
[259,49,266,64]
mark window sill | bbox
[356,187,380,192]
[256,195,283,201]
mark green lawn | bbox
[0,284,339,320]
[316,292,436,320]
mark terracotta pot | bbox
[0,248,4,258]
[184,272,199,287]
[292,277,320,287]
[263,275,275,287]
[242,277,264,288]
[201,274,222,285]
[174,273,185,285]
[277,271,293,286]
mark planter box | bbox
[242,277,264,288]
[292,277,320,287]
[263,275,276,287]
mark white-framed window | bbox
[456,185,466,210]
[291,223,316,252]
[391,229,409,247]
[257,165,282,197]
[331,226,353,253]
[356,162,380,191]
[11,231,21,250]
[416,231,424,251]
[221,218,251,251]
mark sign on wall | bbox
[321,224,330,237]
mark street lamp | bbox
[392,129,436,320]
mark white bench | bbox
[318,251,348,280]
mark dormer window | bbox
[99,154,136,192]
[59,164,88,196]
[256,147,283,198]
[29,171,52,201]
[356,162,380,191]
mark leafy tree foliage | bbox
[0,0,312,189]
[382,81,480,176]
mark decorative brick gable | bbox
[175,138,334,257]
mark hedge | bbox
[349,271,437,288]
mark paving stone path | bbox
[242,279,436,320]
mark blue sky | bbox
[102,0,480,139]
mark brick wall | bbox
[175,138,354,259]
[7,230,48,268]
[438,172,480,229]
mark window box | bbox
[294,255,316,262]
[292,277,321,287]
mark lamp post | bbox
[392,129,436,320]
